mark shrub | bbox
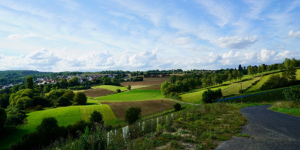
[125,107,141,124]
[73,92,87,105]
[62,90,75,101]
[202,88,222,103]
[173,103,181,111]
[67,120,91,137]
[32,96,48,107]
[0,108,6,129]
[89,111,104,125]
[58,96,71,106]
[127,85,131,90]
[261,74,289,90]
[116,89,121,93]
[34,105,43,111]
[284,87,300,104]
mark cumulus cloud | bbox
[7,33,39,40]
[216,35,258,49]
[258,48,276,62]
[172,37,191,45]
[0,54,4,59]
[287,30,300,38]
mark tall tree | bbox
[26,76,33,89]
[228,73,232,83]
[238,71,244,81]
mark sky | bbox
[0,0,300,72]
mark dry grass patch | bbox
[82,88,115,97]
[121,77,169,89]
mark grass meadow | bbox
[0,104,118,149]
[222,77,260,96]
[95,89,163,102]
[247,72,281,92]
[93,85,128,91]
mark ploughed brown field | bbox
[83,88,115,97]
[101,100,176,120]
[121,77,169,89]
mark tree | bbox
[232,70,238,82]
[0,108,6,130]
[228,73,232,82]
[238,71,244,81]
[68,77,79,87]
[169,75,177,84]
[125,107,141,124]
[62,91,75,101]
[202,89,222,103]
[26,77,33,89]
[284,58,291,69]
[267,65,272,72]
[58,96,71,106]
[127,85,131,90]
[258,65,262,74]
[73,92,87,105]
[173,103,181,111]
[89,111,104,125]
[247,66,253,76]
[12,85,20,93]
[282,67,297,82]
[60,78,68,89]
[116,89,121,93]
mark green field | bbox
[297,69,300,80]
[222,77,260,96]
[95,89,163,102]
[181,85,229,103]
[247,73,281,92]
[0,104,118,149]
[93,85,128,92]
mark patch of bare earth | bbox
[121,77,169,89]
[101,100,176,120]
[83,88,115,97]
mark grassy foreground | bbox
[93,85,128,92]
[0,104,118,149]
[45,103,250,150]
[95,89,163,102]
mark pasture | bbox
[95,89,163,102]
[121,77,169,89]
[93,85,128,92]
[0,104,118,149]
[222,77,260,96]
[101,100,177,120]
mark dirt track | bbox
[216,105,300,150]
[101,100,176,120]
[83,88,115,97]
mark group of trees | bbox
[202,89,223,103]
[10,110,104,150]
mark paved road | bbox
[216,105,300,150]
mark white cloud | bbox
[287,30,300,38]
[216,35,258,49]
[257,48,276,62]
[7,33,39,40]
[0,54,3,59]
[172,37,191,45]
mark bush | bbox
[73,92,87,105]
[89,111,104,125]
[127,85,131,90]
[58,96,71,106]
[202,88,222,103]
[116,89,121,93]
[67,120,92,137]
[284,87,300,104]
[125,107,141,124]
[0,108,6,129]
[34,105,43,111]
[32,96,48,107]
[173,103,181,111]
[62,90,75,101]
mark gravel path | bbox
[216,105,300,150]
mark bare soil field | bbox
[141,85,161,90]
[101,100,176,120]
[83,88,115,97]
[121,77,169,89]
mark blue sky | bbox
[0,0,300,72]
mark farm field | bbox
[222,77,261,96]
[121,77,169,89]
[247,72,281,92]
[82,88,115,97]
[297,69,300,80]
[0,104,118,149]
[181,85,230,103]
[95,89,163,102]
[101,100,176,120]
[93,85,128,92]
[141,85,161,90]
